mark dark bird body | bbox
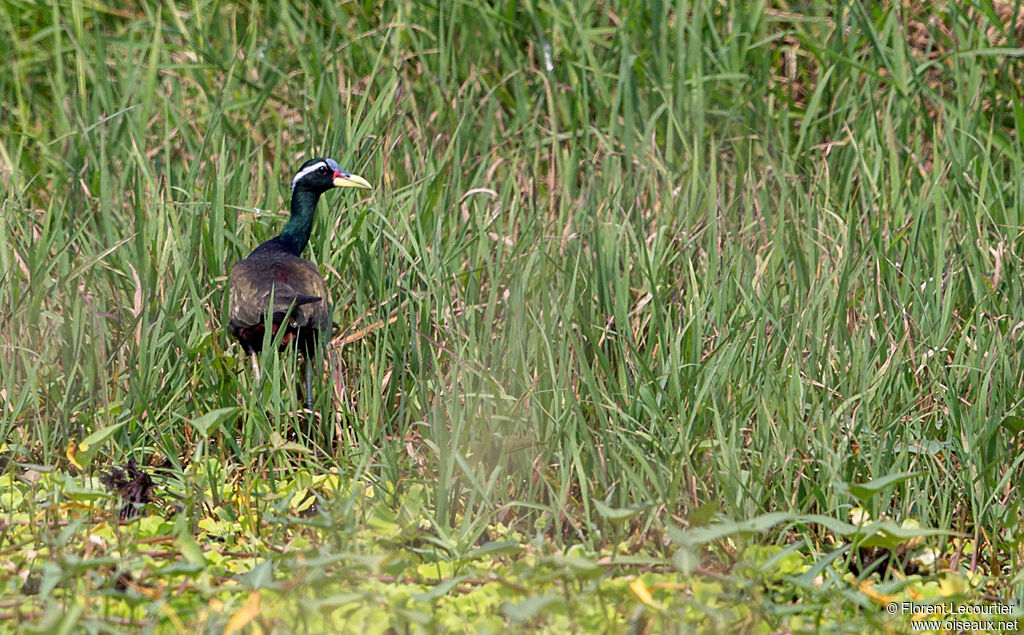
[227,241,330,356]
[226,158,371,396]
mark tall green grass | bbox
[1,0,1022,587]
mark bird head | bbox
[290,158,372,194]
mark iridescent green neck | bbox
[276,189,321,255]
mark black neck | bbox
[276,189,322,255]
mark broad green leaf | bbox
[845,472,925,504]
[69,421,127,470]
[190,407,240,438]
[686,501,721,527]
[238,560,275,590]
[462,540,522,562]
[673,546,700,575]
[502,595,562,622]
[411,575,468,602]
[594,499,653,523]
[175,515,208,569]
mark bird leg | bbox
[251,354,261,383]
[304,357,313,411]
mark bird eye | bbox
[317,165,329,175]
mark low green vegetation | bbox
[1,0,1022,632]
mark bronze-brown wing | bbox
[267,255,330,331]
[226,250,331,350]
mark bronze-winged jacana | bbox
[226,158,372,406]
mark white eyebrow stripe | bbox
[291,161,330,190]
